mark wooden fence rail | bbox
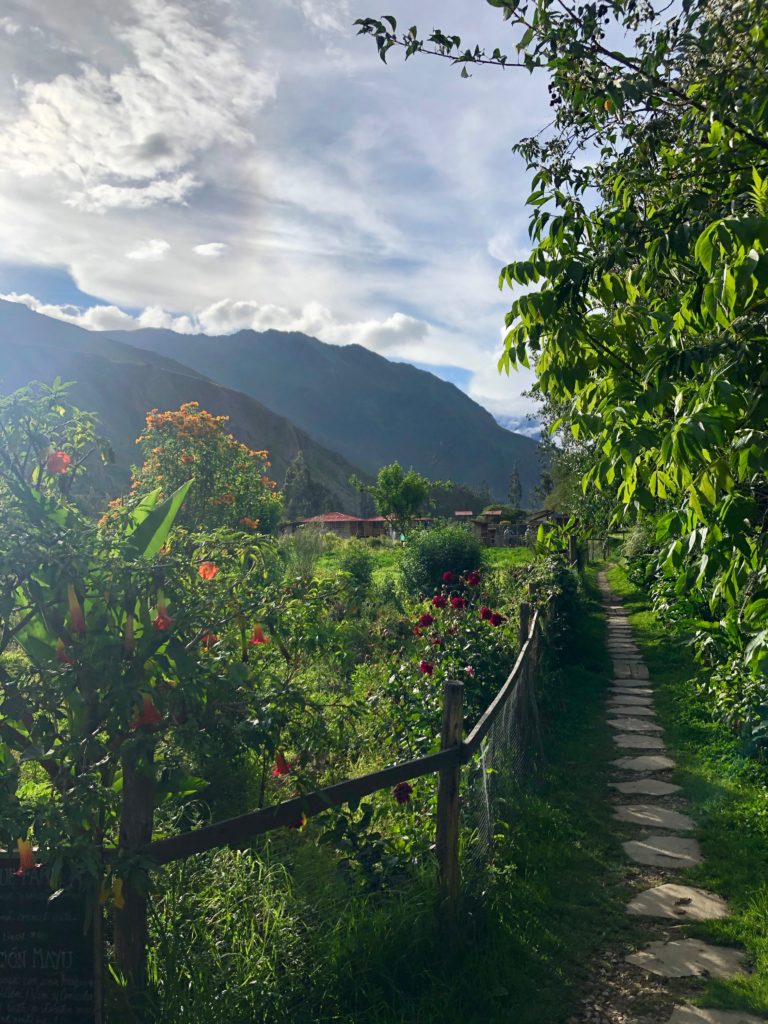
[132,605,545,888]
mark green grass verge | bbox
[607,562,768,1016]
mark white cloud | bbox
[0,0,274,211]
[192,242,227,258]
[126,238,171,261]
[0,17,20,35]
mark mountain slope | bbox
[0,301,368,511]
[107,327,541,502]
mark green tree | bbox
[357,1,768,735]
[352,461,431,534]
[283,450,334,520]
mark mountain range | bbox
[0,300,541,510]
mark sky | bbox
[0,0,553,432]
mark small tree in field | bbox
[352,461,432,534]
[129,402,283,533]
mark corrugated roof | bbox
[454,510,474,516]
[303,512,363,523]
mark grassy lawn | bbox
[607,562,768,1017]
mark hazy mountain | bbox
[106,326,541,502]
[0,300,368,511]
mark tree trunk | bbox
[113,743,155,998]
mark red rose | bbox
[418,612,434,627]
[451,596,466,610]
[46,450,71,474]
[393,781,413,804]
[419,660,433,675]
[442,571,456,583]
[480,606,493,621]
[490,612,507,627]
[466,571,481,586]
[432,594,447,608]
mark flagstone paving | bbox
[609,778,682,796]
[614,805,696,831]
[613,754,676,771]
[622,836,704,868]
[625,939,748,979]
[627,884,730,921]
[666,1008,765,1024]
[584,573,753,1024]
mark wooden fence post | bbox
[568,535,578,566]
[436,680,464,913]
[518,600,531,650]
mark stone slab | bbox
[666,1008,765,1024]
[608,692,653,703]
[614,733,667,750]
[626,939,747,979]
[610,778,681,796]
[612,686,654,697]
[614,661,650,679]
[615,804,695,830]
[608,717,663,732]
[613,754,675,771]
[627,884,730,921]
[623,835,703,868]
[612,677,653,688]
[607,704,656,717]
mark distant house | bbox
[283,512,365,538]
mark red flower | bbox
[464,665,476,678]
[67,584,86,636]
[272,751,292,777]
[249,624,270,645]
[442,571,456,583]
[451,596,466,610]
[431,635,443,647]
[201,631,219,648]
[288,813,308,830]
[198,561,219,580]
[393,781,413,804]
[412,626,421,637]
[15,838,40,877]
[418,612,434,627]
[490,612,507,627]
[55,639,74,665]
[419,660,433,675]
[466,571,481,586]
[130,694,163,730]
[46,450,71,474]
[432,594,447,608]
[153,607,173,631]
[480,606,493,621]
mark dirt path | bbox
[567,574,761,1024]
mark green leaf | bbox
[123,479,193,560]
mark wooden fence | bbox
[132,599,546,909]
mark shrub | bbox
[279,527,329,578]
[336,539,374,593]
[400,525,483,596]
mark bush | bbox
[279,527,330,578]
[400,525,483,595]
[336,540,374,593]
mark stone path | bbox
[583,573,758,1024]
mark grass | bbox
[607,562,768,1017]
[147,568,633,1024]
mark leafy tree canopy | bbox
[352,461,433,533]
[357,0,768,727]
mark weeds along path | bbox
[570,572,761,1024]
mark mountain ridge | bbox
[105,324,540,501]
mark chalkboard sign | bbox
[0,860,96,1024]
